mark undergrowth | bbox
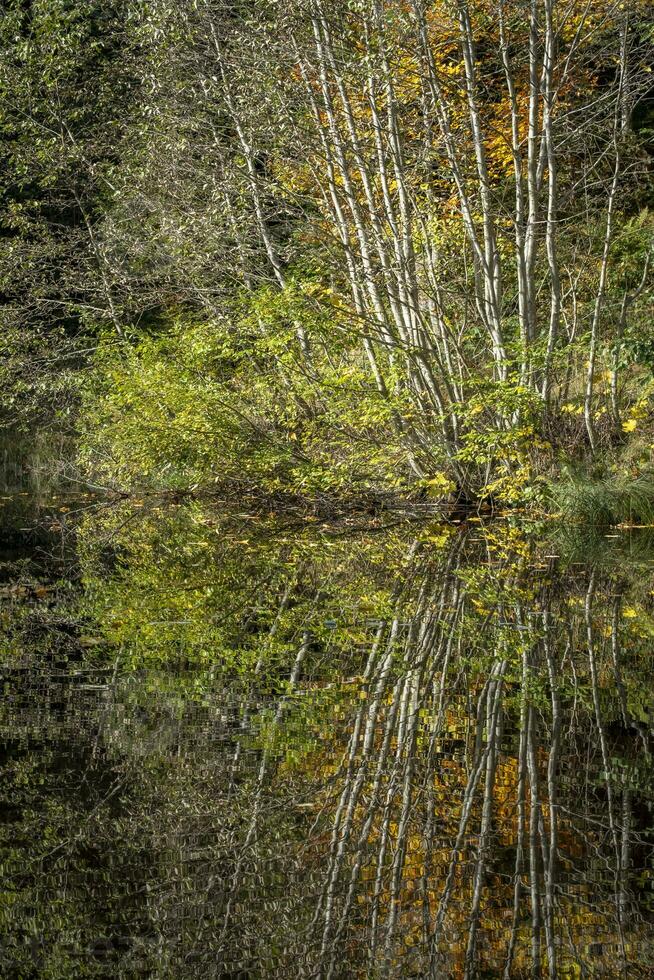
[551,469,654,528]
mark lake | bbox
[1,492,653,977]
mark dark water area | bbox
[1,489,654,978]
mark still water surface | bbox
[1,493,653,977]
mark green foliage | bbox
[1,0,654,510]
[551,467,654,527]
[0,0,136,429]
[79,301,418,494]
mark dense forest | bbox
[1,0,653,510]
[3,4,654,976]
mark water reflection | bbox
[1,499,653,977]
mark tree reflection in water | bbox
[1,502,653,977]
